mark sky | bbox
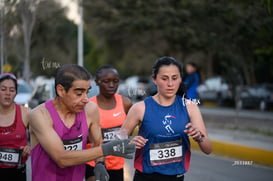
[59,0,79,24]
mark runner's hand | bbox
[102,139,135,159]
[94,162,109,181]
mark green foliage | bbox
[3,0,273,84]
[83,0,273,84]
[29,0,78,77]
[3,0,80,77]
[260,0,272,14]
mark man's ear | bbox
[56,84,65,97]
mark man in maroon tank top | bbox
[29,64,135,181]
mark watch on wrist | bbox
[96,161,105,166]
[194,131,205,143]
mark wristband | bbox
[194,131,205,143]
[96,161,105,166]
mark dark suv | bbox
[235,83,273,111]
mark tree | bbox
[3,0,272,85]
[83,0,273,84]
[17,0,40,82]
[30,0,78,77]
[5,0,79,78]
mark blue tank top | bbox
[184,72,199,99]
[134,96,191,175]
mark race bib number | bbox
[63,135,83,151]
[0,147,21,165]
[102,127,120,142]
[149,140,183,166]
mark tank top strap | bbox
[45,100,59,119]
[114,94,124,110]
[15,104,25,129]
[89,96,97,103]
[90,94,124,112]
[45,100,63,129]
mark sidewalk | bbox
[194,107,273,167]
[191,128,273,167]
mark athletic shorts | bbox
[85,164,124,181]
[0,164,26,181]
[133,169,184,181]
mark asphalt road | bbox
[185,151,273,181]
[124,151,273,181]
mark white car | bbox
[14,79,33,107]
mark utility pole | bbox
[0,0,4,73]
[78,0,83,66]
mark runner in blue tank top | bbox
[122,57,212,181]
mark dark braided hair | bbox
[95,65,118,81]
[152,56,187,97]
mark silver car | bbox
[197,76,233,106]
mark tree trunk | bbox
[205,51,213,79]
[19,0,36,83]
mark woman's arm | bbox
[121,101,148,149]
[185,100,213,154]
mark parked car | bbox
[122,76,150,101]
[197,76,233,106]
[235,83,273,111]
[28,77,55,108]
[147,79,157,96]
[88,80,99,98]
[14,79,33,107]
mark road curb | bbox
[190,138,273,166]
[201,101,217,107]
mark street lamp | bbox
[0,0,4,73]
[78,0,83,66]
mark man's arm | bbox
[86,102,104,162]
